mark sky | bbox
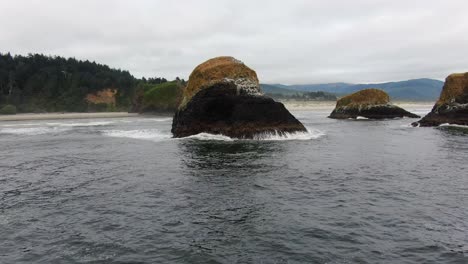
[1,0,468,84]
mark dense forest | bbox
[0,52,339,115]
[0,53,169,113]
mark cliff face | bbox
[85,88,117,111]
[171,57,306,138]
[85,89,117,105]
[329,89,419,119]
[413,73,468,126]
[436,73,468,106]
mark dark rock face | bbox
[328,89,419,119]
[171,82,306,138]
[329,104,420,119]
[413,73,468,127]
[413,107,468,127]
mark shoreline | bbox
[282,100,435,111]
[0,101,435,121]
[0,112,139,122]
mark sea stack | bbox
[412,73,468,127]
[171,56,306,138]
[328,89,419,119]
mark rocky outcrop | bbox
[85,88,117,112]
[171,56,306,138]
[329,89,419,119]
[412,73,468,127]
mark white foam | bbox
[123,117,171,123]
[0,127,71,135]
[102,129,172,142]
[252,128,325,141]
[183,127,325,141]
[439,123,468,129]
[184,133,235,141]
[0,123,39,127]
[45,121,115,127]
[356,116,369,120]
[144,117,172,122]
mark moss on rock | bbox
[335,89,390,108]
[180,56,260,109]
[329,89,419,119]
[172,56,306,138]
[435,73,468,106]
[413,72,468,126]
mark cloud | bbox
[1,0,467,83]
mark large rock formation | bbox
[328,89,419,119]
[171,56,306,138]
[413,73,468,127]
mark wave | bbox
[0,127,71,135]
[99,127,324,142]
[184,127,325,141]
[0,123,41,127]
[45,121,115,127]
[251,128,325,141]
[439,123,468,129]
[141,117,172,122]
[184,133,235,141]
[0,120,115,135]
[101,129,172,142]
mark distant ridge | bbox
[262,78,444,101]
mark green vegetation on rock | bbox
[0,104,17,115]
[133,81,183,113]
[143,81,183,112]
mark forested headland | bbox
[0,53,171,114]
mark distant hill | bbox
[266,79,444,101]
[260,84,302,95]
[261,84,336,101]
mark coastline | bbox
[0,112,139,122]
[0,101,435,121]
[282,100,435,111]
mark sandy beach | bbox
[0,101,436,122]
[0,112,139,122]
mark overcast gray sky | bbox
[1,0,467,84]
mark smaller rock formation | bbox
[412,73,468,127]
[328,89,419,119]
[171,56,306,138]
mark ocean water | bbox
[0,106,467,264]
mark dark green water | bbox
[0,107,467,263]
